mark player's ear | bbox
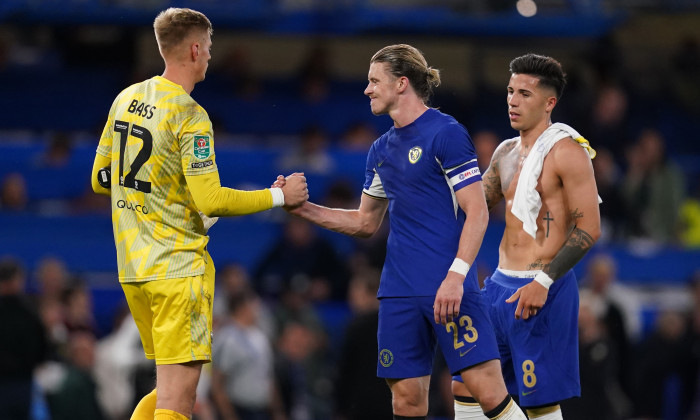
[396,76,409,93]
[191,43,199,61]
[545,95,557,112]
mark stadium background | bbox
[1,0,700,419]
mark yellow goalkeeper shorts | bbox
[122,252,215,365]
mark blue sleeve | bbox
[435,122,481,191]
[434,122,477,169]
[363,143,377,191]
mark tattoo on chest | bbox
[527,259,549,271]
[543,212,553,237]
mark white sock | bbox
[489,399,527,420]
[526,406,563,420]
[454,399,488,420]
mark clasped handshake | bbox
[272,172,308,209]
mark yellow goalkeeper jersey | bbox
[96,76,218,282]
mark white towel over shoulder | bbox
[511,122,600,239]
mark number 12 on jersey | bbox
[115,120,152,193]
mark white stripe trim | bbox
[497,268,539,278]
[363,171,386,198]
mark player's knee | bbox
[452,379,472,397]
[388,379,429,414]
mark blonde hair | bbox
[153,8,212,56]
[370,44,441,103]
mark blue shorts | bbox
[453,269,580,407]
[377,293,499,379]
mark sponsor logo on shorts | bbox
[379,349,394,367]
[408,146,422,164]
[459,345,476,357]
[521,389,537,396]
[194,135,211,159]
[191,160,213,169]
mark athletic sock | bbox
[154,408,189,420]
[483,395,527,420]
[526,404,562,420]
[130,389,156,420]
[454,395,489,420]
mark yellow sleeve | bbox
[187,171,275,217]
[91,152,111,196]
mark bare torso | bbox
[496,138,576,271]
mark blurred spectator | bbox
[670,36,700,116]
[94,307,150,420]
[255,216,349,301]
[219,46,264,100]
[472,129,499,172]
[592,147,626,242]
[33,256,69,304]
[35,132,72,168]
[680,175,700,248]
[621,129,686,243]
[561,290,629,420]
[0,172,29,212]
[334,268,392,420]
[211,290,286,420]
[38,297,68,361]
[275,321,332,420]
[297,43,331,103]
[588,83,631,157]
[0,258,49,420]
[688,272,700,420]
[214,263,277,340]
[581,253,642,342]
[632,310,696,419]
[321,180,358,210]
[338,122,378,152]
[590,35,623,86]
[45,331,105,420]
[278,125,335,175]
[62,280,99,336]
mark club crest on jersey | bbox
[194,136,211,159]
[408,146,422,164]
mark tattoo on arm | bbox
[482,169,503,211]
[545,227,596,280]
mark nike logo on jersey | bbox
[521,389,537,396]
[459,345,476,357]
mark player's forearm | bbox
[91,153,111,196]
[456,204,488,265]
[545,224,599,281]
[187,172,273,217]
[291,201,374,237]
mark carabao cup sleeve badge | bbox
[194,135,211,159]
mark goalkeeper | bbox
[91,7,307,420]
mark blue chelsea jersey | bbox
[363,108,482,298]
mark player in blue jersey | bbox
[451,54,601,420]
[281,44,527,420]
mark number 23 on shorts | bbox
[445,315,479,350]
